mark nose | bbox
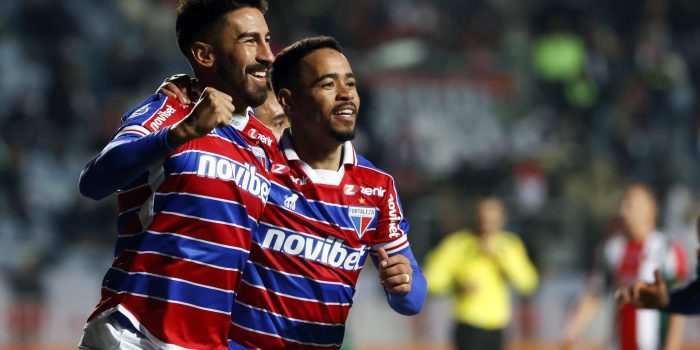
[337,84,355,101]
[258,42,274,65]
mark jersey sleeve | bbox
[666,278,700,315]
[663,242,689,287]
[366,176,425,315]
[370,177,409,254]
[79,94,191,200]
[370,244,426,315]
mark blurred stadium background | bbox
[2,0,700,349]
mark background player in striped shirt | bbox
[226,36,427,349]
[77,1,278,349]
[562,183,688,350]
[615,215,700,315]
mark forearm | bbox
[564,293,599,342]
[79,129,172,200]
[663,314,685,350]
[666,278,700,315]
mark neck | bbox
[628,225,654,241]
[290,129,344,171]
[195,71,249,114]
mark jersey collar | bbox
[280,129,356,167]
[229,107,254,131]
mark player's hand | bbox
[168,87,235,147]
[156,74,200,105]
[615,269,669,309]
[377,248,413,294]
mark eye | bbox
[346,80,357,88]
[322,81,335,89]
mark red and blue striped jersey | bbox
[229,131,425,349]
[80,94,279,349]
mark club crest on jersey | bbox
[348,206,376,239]
[251,146,267,166]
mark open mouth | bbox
[332,104,356,121]
[248,69,268,84]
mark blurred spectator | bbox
[423,197,538,350]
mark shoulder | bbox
[498,231,524,244]
[354,154,395,184]
[439,230,475,247]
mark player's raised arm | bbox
[79,88,232,200]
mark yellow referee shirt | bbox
[424,230,538,329]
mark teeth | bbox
[335,109,353,115]
[252,71,266,78]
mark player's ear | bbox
[277,88,293,116]
[191,41,215,68]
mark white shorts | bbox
[78,309,160,350]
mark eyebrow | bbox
[236,31,270,40]
[311,72,355,86]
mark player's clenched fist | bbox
[377,248,413,294]
[168,87,234,148]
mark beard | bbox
[216,60,268,108]
[329,124,356,143]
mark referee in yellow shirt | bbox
[424,197,538,350]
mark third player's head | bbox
[475,197,507,237]
[271,36,359,144]
[620,183,658,240]
[176,0,273,111]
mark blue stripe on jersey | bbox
[164,150,257,179]
[268,182,378,232]
[232,301,345,346]
[243,261,354,305]
[153,192,255,229]
[115,232,248,270]
[120,94,166,123]
[103,267,233,313]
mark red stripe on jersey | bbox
[617,240,642,350]
[235,280,348,325]
[619,304,638,350]
[672,243,688,280]
[171,134,253,158]
[142,98,191,133]
[148,212,252,250]
[251,246,359,286]
[112,250,240,291]
[96,289,230,349]
[156,174,263,217]
[118,185,152,213]
[231,323,338,350]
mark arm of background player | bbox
[663,314,685,350]
[79,129,173,200]
[495,235,538,295]
[371,246,427,316]
[422,233,461,295]
[666,278,700,315]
